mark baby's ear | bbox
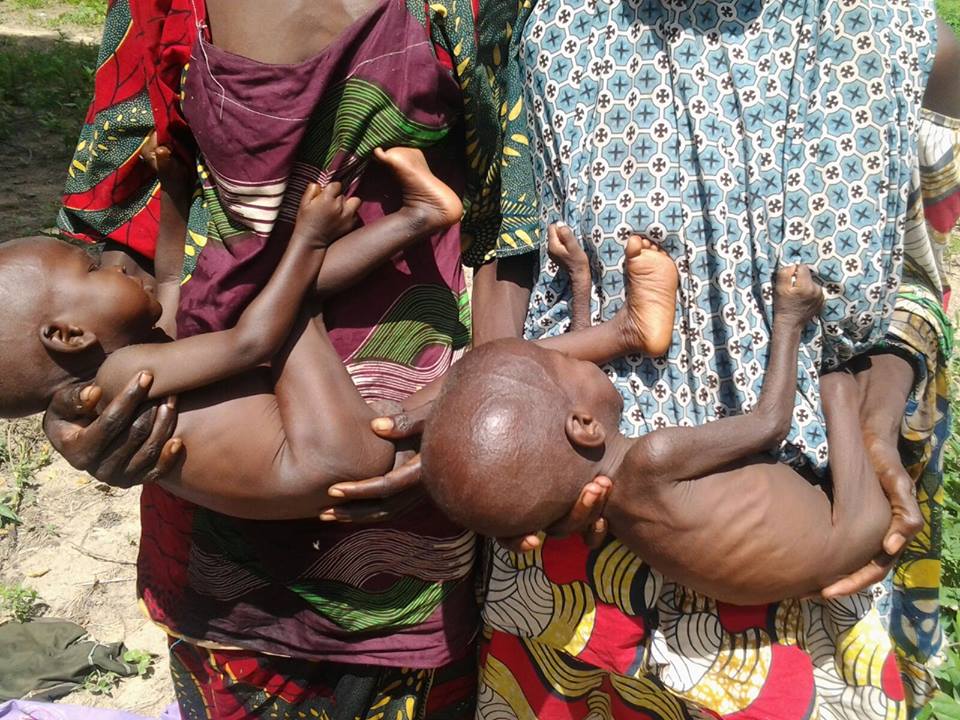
[39,322,98,355]
[565,410,606,449]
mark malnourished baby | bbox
[421,260,890,605]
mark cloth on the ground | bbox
[0,700,180,720]
[0,620,136,702]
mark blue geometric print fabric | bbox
[521,0,937,470]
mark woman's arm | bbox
[819,351,922,597]
[924,18,960,116]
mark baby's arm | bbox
[311,147,461,298]
[605,370,888,604]
[97,182,360,401]
[546,223,592,331]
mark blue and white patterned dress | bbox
[523,0,935,470]
[477,1,940,718]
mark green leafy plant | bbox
[122,648,156,679]
[0,418,52,527]
[0,584,41,623]
[82,670,121,696]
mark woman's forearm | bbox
[471,253,536,345]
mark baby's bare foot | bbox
[374,147,462,231]
[547,223,589,277]
[774,264,824,326]
[615,234,678,357]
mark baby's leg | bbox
[816,370,891,582]
[618,234,679,356]
[313,147,462,297]
[547,223,592,331]
[537,233,680,363]
[271,300,395,487]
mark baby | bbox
[0,145,672,519]
[420,254,890,605]
[0,147,464,518]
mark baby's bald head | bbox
[421,339,599,538]
[0,238,73,416]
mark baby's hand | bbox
[774,264,824,326]
[294,182,361,249]
[140,132,194,203]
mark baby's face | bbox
[537,346,623,425]
[32,240,162,349]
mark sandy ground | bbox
[0,3,174,712]
[0,436,174,716]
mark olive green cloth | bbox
[0,620,136,701]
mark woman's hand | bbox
[317,403,433,523]
[819,437,922,599]
[820,352,922,599]
[43,372,183,488]
[497,476,612,553]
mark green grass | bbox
[0,418,52,527]
[8,0,106,31]
[0,38,98,151]
[0,584,41,623]
[921,355,960,718]
[939,0,960,34]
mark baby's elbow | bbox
[232,329,274,369]
[275,459,347,506]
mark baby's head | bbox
[421,338,623,538]
[0,237,161,417]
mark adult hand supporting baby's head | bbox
[43,373,182,488]
[497,476,613,553]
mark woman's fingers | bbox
[546,476,612,538]
[326,454,422,501]
[125,397,180,481]
[370,403,432,440]
[43,373,180,489]
[497,534,542,553]
[44,373,153,473]
[318,488,422,523]
[878,465,923,556]
[820,551,892,599]
[84,373,155,462]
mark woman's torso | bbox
[137,0,479,667]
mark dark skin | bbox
[43,0,454,519]
[430,225,923,592]
[12,147,461,518]
[423,266,890,604]
[45,5,951,578]
[369,21,960,567]
[330,227,679,537]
